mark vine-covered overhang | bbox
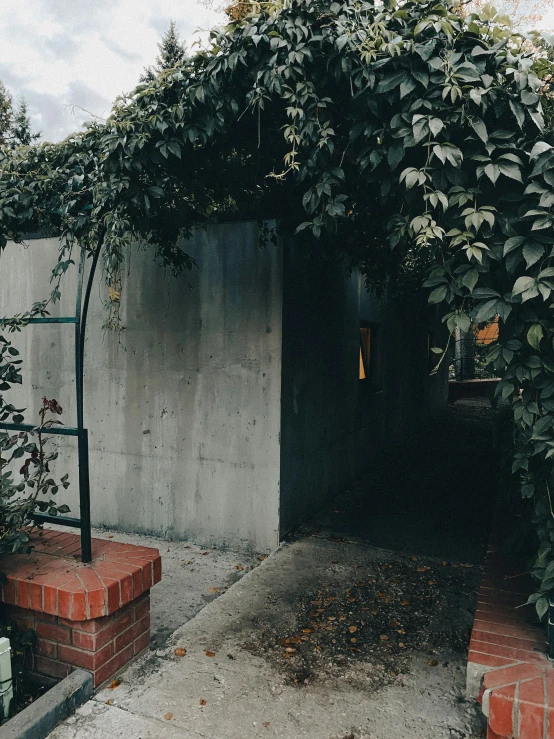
[1,0,554,608]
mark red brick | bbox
[133,630,150,656]
[114,614,150,654]
[36,638,58,659]
[134,593,150,622]
[92,644,133,687]
[472,630,544,652]
[488,685,515,737]
[518,676,546,706]
[483,664,544,691]
[471,640,546,665]
[36,621,71,645]
[16,580,30,609]
[69,590,87,622]
[35,656,71,680]
[518,700,544,738]
[469,650,520,669]
[59,641,113,671]
[29,582,43,611]
[42,585,58,615]
[34,612,58,624]
[11,613,35,632]
[474,619,543,640]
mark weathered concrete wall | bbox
[279,243,442,536]
[0,222,282,552]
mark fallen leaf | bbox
[417,566,430,573]
[174,647,187,657]
[235,565,244,571]
[347,597,356,603]
[328,616,336,621]
[399,642,406,649]
[285,647,296,653]
[301,636,309,641]
[200,699,207,706]
[315,645,322,651]
[282,653,292,659]
[164,713,173,721]
[348,626,357,633]
[205,650,216,657]
[202,552,209,556]
[108,679,121,689]
[400,600,410,606]
[339,615,346,621]
[302,629,312,633]
[428,580,436,585]
[105,699,113,705]
[258,556,267,561]
[380,634,389,641]
[108,535,114,539]
[350,638,357,644]
[428,659,438,667]
[397,629,406,635]
[263,722,270,727]
[390,620,400,628]
[208,587,218,593]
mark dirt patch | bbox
[241,547,481,692]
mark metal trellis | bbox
[0,243,102,563]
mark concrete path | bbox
[49,536,486,739]
[49,403,494,738]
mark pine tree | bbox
[0,82,13,144]
[11,99,40,146]
[0,81,40,147]
[141,21,187,83]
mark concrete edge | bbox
[0,670,93,739]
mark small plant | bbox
[0,334,69,555]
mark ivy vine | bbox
[1,0,554,611]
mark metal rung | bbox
[33,513,82,528]
[0,422,82,437]
[28,317,78,324]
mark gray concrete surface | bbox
[0,670,92,739]
[48,535,486,739]
[1,222,283,552]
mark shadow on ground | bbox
[294,400,499,565]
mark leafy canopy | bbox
[1,0,554,608]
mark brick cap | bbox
[0,529,161,621]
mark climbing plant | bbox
[1,0,554,610]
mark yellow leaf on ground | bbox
[174,647,187,657]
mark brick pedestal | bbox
[0,530,161,687]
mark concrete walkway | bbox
[49,535,486,739]
[49,403,495,738]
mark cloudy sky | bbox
[0,0,553,143]
[0,1,225,142]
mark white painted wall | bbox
[0,222,282,552]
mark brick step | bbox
[467,542,552,739]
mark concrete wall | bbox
[279,243,442,536]
[0,222,282,552]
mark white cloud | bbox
[0,0,224,141]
